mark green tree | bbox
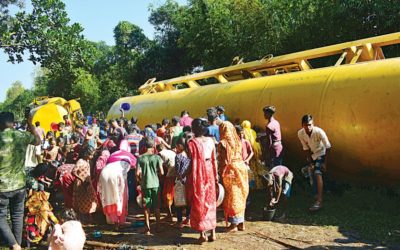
[32,67,49,97]
[112,21,150,89]
[142,0,198,81]
[0,0,24,39]
[170,0,275,69]
[6,80,25,101]
[70,68,100,113]
[1,0,96,71]
[1,89,34,121]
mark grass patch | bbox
[250,184,400,246]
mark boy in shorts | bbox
[136,137,164,235]
[297,114,331,211]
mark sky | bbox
[0,0,186,102]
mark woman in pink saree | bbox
[98,140,136,227]
[187,118,218,243]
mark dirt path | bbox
[83,211,374,250]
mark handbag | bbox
[174,180,187,207]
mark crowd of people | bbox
[0,104,331,249]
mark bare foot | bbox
[12,244,21,250]
[174,222,184,229]
[163,215,173,223]
[208,235,217,242]
[238,223,245,231]
[226,224,238,233]
[198,236,207,244]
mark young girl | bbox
[174,133,193,228]
[48,209,86,250]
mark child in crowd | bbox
[174,133,193,228]
[136,137,164,235]
[63,115,72,131]
[75,124,85,144]
[58,122,69,142]
[235,125,254,166]
[28,162,52,192]
[157,143,176,222]
[43,131,55,150]
[65,133,80,164]
[48,209,86,250]
[44,138,60,162]
[236,125,255,192]
[157,118,169,140]
[99,122,109,143]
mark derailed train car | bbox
[28,97,83,134]
[108,33,400,185]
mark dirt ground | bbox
[32,187,400,250]
[79,205,387,250]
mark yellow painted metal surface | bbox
[30,97,83,134]
[107,33,400,184]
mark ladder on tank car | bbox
[138,32,400,95]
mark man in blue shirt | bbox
[206,108,220,143]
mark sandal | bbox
[309,201,323,212]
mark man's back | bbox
[138,154,162,189]
[0,128,34,192]
[35,126,45,141]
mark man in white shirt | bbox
[297,114,331,212]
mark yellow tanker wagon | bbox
[28,97,83,134]
[108,32,400,184]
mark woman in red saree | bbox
[187,118,218,243]
[218,121,249,232]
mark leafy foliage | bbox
[1,88,34,121]
[6,80,24,101]
[1,0,399,114]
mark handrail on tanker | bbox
[139,32,400,95]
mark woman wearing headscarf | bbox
[98,140,136,228]
[92,150,111,201]
[241,120,264,189]
[218,121,249,232]
[187,118,218,243]
[72,146,98,221]
[55,164,76,208]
